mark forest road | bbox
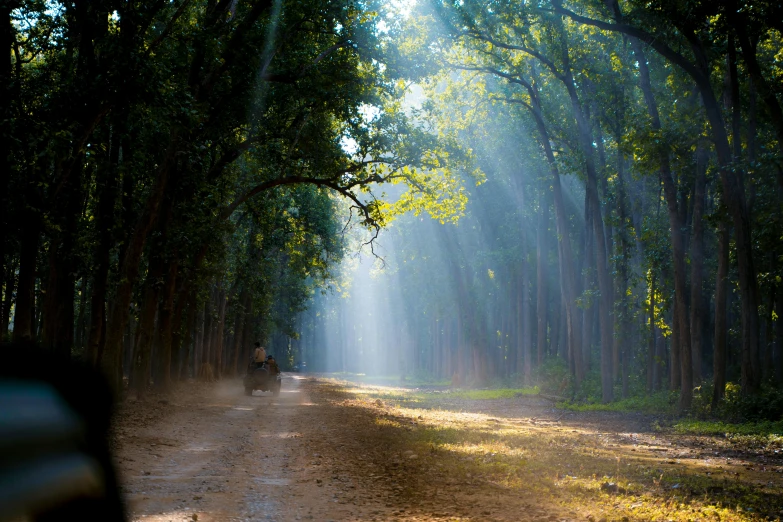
[117,375,381,522]
[114,376,783,522]
[116,375,582,522]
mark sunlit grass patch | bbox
[332,380,781,521]
[672,419,783,437]
[323,372,451,387]
[344,386,416,402]
[446,387,539,400]
[557,392,676,414]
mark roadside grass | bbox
[445,387,539,400]
[672,419,783,452]
[324,372,451,387]
[334,381,781,522]
[557,391,677,415]
[672,419,783,437]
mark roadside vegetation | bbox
[328,380,783,522]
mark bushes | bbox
[534,357,573,396]
[691,381,783,422]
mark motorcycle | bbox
[243,360,282,396]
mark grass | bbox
[672,418,783,449]
[325,372,451,387]
[332,380,782,522]
[445,386,540,400]
[557,391,677,414]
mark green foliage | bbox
[447,387,539,400]
[672,419,783,439]
[557,391,677,414]
[533,357,574,397]
[691,382,783,423]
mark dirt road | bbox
[114,376,783,522]
[116,375,383,521]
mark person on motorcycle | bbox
[266,355,280,376]
[253,342,267,369]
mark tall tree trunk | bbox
[1,258,17,338]
[170,289,186,383]
[200,291,214,380]
[723,35,761,394]
[194,297,205,377]
[231,291,248,376]
[132,252,166,399]
[181,293,197,380]
[603,0,760,397]
[647,273,657,394]
[582,192,595,374]
[214,286,226,380]
[240,298,254,372]
[0,5,10,311]
[41,156,85,359]
[671,299,682,392]
[100,140,178,394]
[87,125,122,365]
[522,261,532,384]
[712,220,730,407]
[536,187,549,366]
[522,78,583,383]
[12,211,39,342]
[690,145,707,384]
[762,271,774,382]
[555,38,614,401]
[616,154,632,398]
[775,279,783,385]
[632,39,692,408]
[594,117,619,383]
[152,260,179,393]
[75,277,88,352]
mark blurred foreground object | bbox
[0,342,125,521]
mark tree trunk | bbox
[581,192,595,375]
[632,39,692,408]
[721,35,761,394]
[712,220,730,407]
[152,260,179,393]
[690,145,707,384]
[1,258,17,338]
[41,156,85,359]
[132,253,166,399]
[231,291,248,376]
[181,293,197,380]
[775,279,783,385]
[647,273,657,394]
[605,0,760,397]
[87,125,122,365]
[200,292,214,381]
[523,79,583,384]
[240,298,254,372]
[75,277,88,352]
[100,139,179,394]
[536,187,549,366]
[194,298,205,377]
[214,286,227,380]
[12,212,39,342]
[671,299,682,393]
[560,60,614,402]
[522,261,532,384]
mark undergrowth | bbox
[556,391,677,414]
[337,380,783,521]
[446,387,539,400]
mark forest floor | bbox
[113,375,783,522]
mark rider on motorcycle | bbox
[253,342,267,369]
[265,355,280,376]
